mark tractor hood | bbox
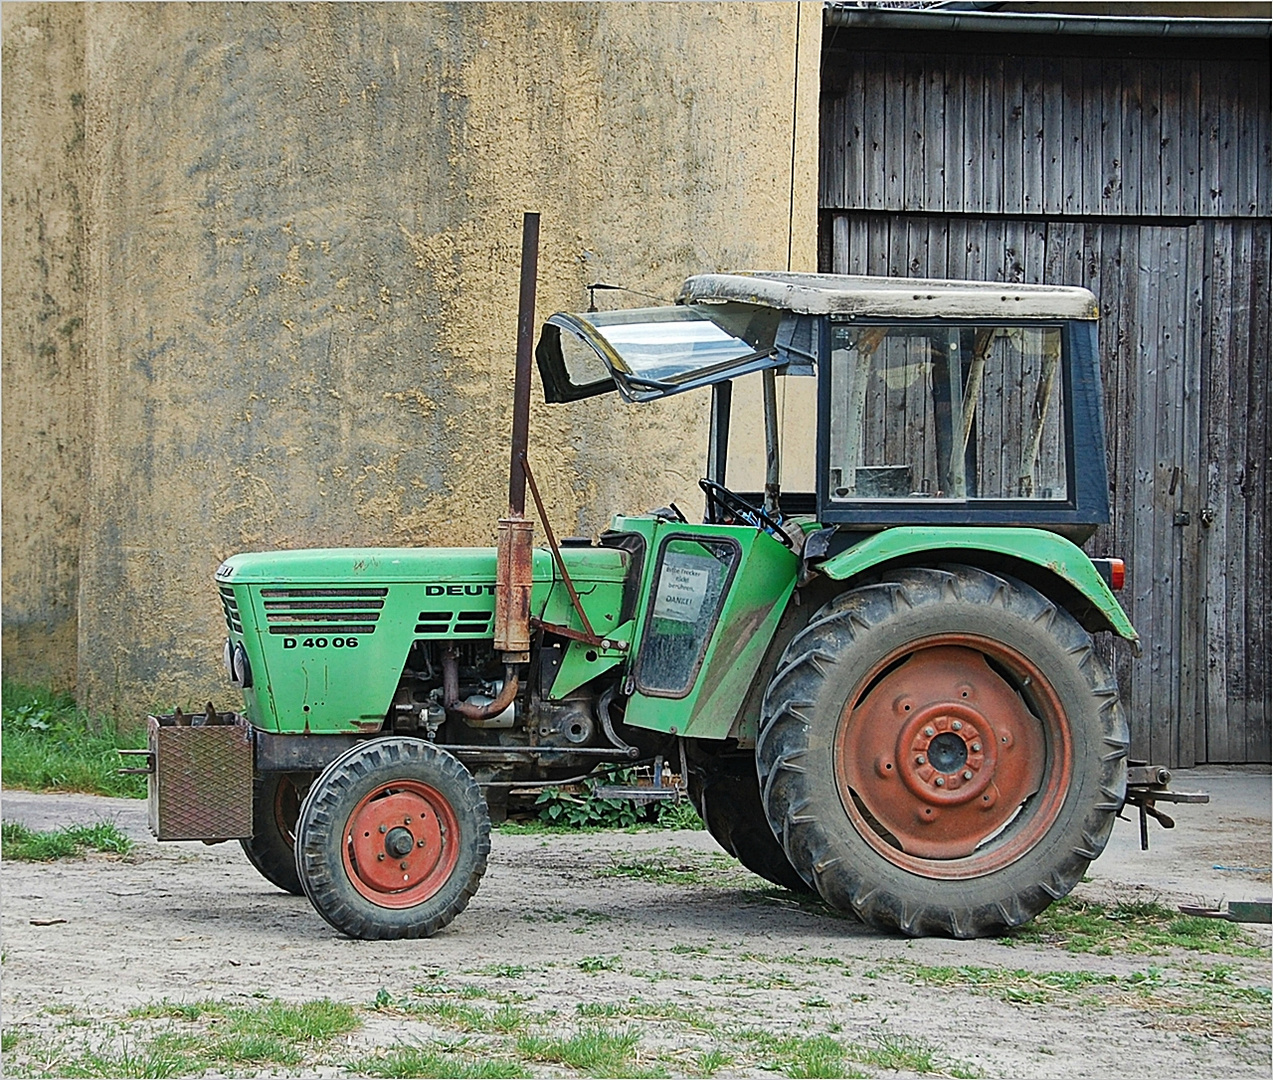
[216,546,629,586]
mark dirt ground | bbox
[2,767,1269,1079]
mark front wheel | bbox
[757,565,1128,938]
[294,738,490,940]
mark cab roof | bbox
[677,272,1100,321]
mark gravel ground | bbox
[2,768,1269,1079]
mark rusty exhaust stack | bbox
[492,211,539,666]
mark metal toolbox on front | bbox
[145,712,254,841]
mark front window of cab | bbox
[827,323,1068,504]
[540,302,782,401]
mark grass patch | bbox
[1007,896,1264,956]
[739,1031,865,1079]
[356,1043,532,1078]
[597,850,740,888]
[7,997,360,1078]
[516,1025,641,1075]
[1,682,147,799]
[1,819,134,861]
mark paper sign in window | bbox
[652,556,713,623]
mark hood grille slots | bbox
[260,587,387,636]
[219,587,243,633]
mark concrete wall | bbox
[3,2,820,715]
[1,3,88,690]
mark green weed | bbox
[1,682,147,799]
[578,955,623,973]
[227,997,358,1042]
[357,1044,532,1078]
[597,851,736,887]
[2,1029,20,1053]
[694,1047,733,1075]
[740,1030,864,1079]
[1008,896,1263,956]
[2,819,134,861]
[516,1024,640,1075]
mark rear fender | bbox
[814,527,1139,651]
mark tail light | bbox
[1092,558,1125,590]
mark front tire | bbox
[757,565,1128,938]
[294,738,490,940]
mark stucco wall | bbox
[2,2,820,714]
[1,3,88,690]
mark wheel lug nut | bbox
[963,770,973,780]
[916,755,926,765]
[923,726,935,737]
[378,825,387,834]
[972,742,981,752]
[951,720,963,731]
[934,777,945,787]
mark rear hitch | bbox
[1122,763,1210,850]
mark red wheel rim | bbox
[835,636,1072,879]
[342,781,461,908]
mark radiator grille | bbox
[414,610,494,636]
[219,586,242,633]
[260,587,387,636]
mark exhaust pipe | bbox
[493,211,539,665]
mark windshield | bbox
[540,302,782,402]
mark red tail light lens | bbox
[1093,558,1126,590]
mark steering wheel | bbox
[698,479,793,548]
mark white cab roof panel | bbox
[677,272,1099,321]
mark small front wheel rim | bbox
[835,635,1072,880]
[342,780,461,908]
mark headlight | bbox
[231,642,252,689]
[223,638,235,683]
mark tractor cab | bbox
[537,272,1110,543]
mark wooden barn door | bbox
[822,212,1270,765]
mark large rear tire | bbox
[757,565,1128,938]
[295,738,490,940]
[688,753,812,894]
[240,772,312,895]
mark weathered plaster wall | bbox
[1,3,88,689]
[57,2,820,714]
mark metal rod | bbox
[521,452,597,639]
[508,212,540,518]
[762,367,781,514]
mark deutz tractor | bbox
[141,216,1153,940]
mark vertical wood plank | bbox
[903,60,926,211]
[1002,54,1025,217]
[1243,219,1271,760]
[1158,58,1181,218]
[1041,55,1064,215]
[844,56,866,211]
[1179,59,1201,218]
[1022,57,1046,216]
[884,52,906,209]
[964,53,986,215]
[1140,60,1164,220]
[1096,57,1123,215]
[1198,60,1221,218]
[1255,65,1271,219]
[924,62,945,212]
[1177,222,1206,767]
[1202,220,1233,760]
[863,52,887,211]
[1061,56,1084,216]
[943,55,965,214]
[1119,58,1143,217]
[983,54,1005,215]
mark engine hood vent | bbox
[259,587,387,636]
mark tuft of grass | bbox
[848,1032,942,1073]
[1,682,148,799]
[2,1030,20,1053]
[694,1047,733,1076]
[597,851,739,887]
[516,1025,640,1074]
[1008,896,1263,956]
[577,955,623,973]
[228,998,358,1042]
[2,819,134,861]
[740,1031,863,1079]
[356,1044,532,1079]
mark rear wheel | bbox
[688,753,812,894]
[295,738,490,939]
[757,565,1128,938]
[240,772,312,895]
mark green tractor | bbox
[146,218,1151,940]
